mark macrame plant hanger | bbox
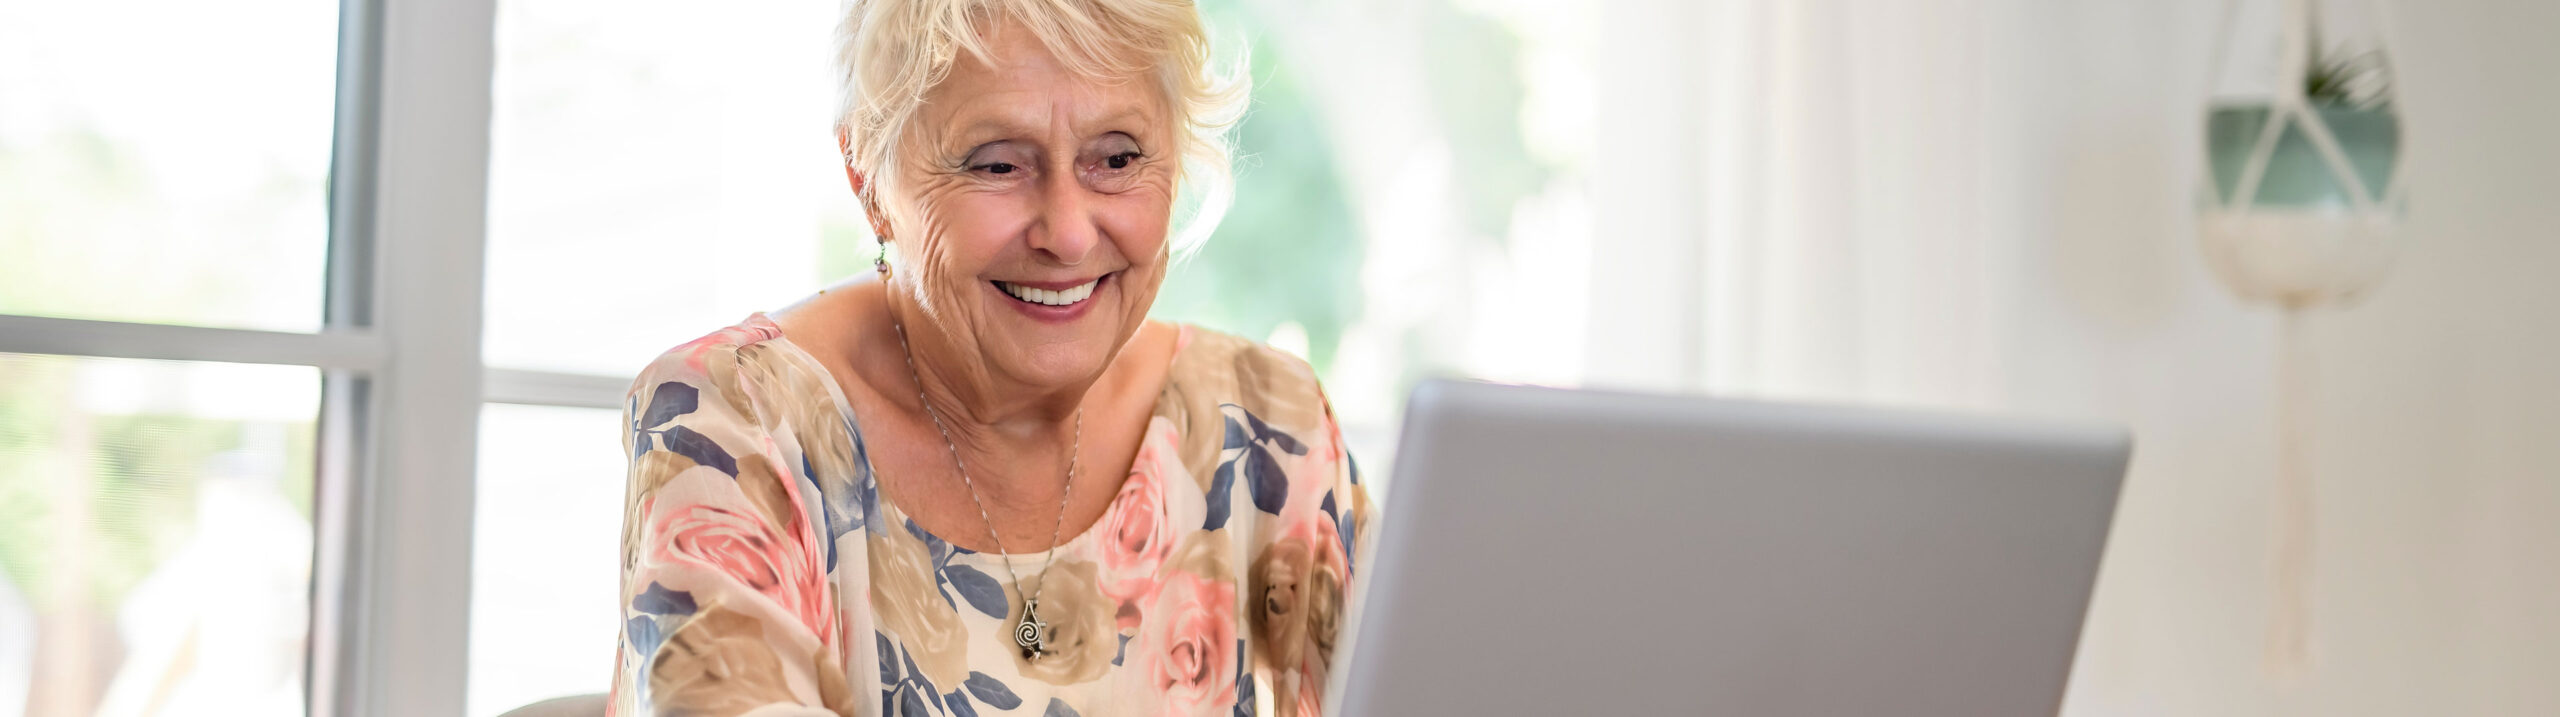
[2198,0,2408,676]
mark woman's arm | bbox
[614,347,851,716]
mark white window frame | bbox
[0,0,630,714]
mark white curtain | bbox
[1693,0,2019,409]
[1588,0,2072,409]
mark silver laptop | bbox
[1333,380,2128,716]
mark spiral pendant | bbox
[1015,597,1050,660]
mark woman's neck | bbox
[881,289,1108,498]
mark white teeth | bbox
[998,278,1099,307]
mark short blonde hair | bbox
[833,0,1246,251]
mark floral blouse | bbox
[612,314,1373,717]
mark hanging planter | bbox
[2197,0,2407,675]
[2201,0,2405,309]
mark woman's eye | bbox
[980,163,1017,175]
[1105,152,1140,170]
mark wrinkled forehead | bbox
[909,16,1173,152]
[952,4,1160,89]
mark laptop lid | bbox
[1334,380,2128,716]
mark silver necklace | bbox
[890,316,1082,661]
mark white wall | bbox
[2024,3,2558,715]
[1589,0,2559,714]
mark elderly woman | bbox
[610,1,1370,715]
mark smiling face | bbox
[870,15,1177,393]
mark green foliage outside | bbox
[1151,0,1547,375]
[0,354,316,614]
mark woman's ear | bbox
[852,175,893,243]
[839,152,893,243]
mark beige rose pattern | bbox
[612,315,1372,717]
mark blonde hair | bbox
[833,0,1246,252]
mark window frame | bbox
[0,0,639,714]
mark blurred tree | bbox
[1150,0,1362,371]
[1153,0,1548,383]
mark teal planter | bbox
[2207,104,2400,209]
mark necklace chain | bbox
[890,315,1081,658]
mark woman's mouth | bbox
[993,276,1101,307]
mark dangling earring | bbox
[856,177,894,281]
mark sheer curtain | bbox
[1589,0,2055,408]
[1692,0,2025,409]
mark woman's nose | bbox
[1028,173,1099,265]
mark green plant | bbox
[2302,23,2393,109]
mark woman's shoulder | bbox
[626,313,841,435]
[1151,324,1345,490]
[629,314,789,397]
[1158,323,1334,428]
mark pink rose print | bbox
[667,321,780,373]
[652,504,835,640]
[1098,424,1181,629]
[1135,573,1238,717]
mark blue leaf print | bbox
[1113,633,1131,666]
[1204,459,1235,530]
[1339,508,1358,578]
[946,690,978,717]
[1246,446,1288,515]
[1347,452,1362,486]
[1320,490,1337,520]
[821,453,866,541]
[964,672,1024,710]
[902,648,928,696]
[907,518,956,565]
[1233,639,1252,717]
[878,633,899,684]
[943,564,1009,619]
[1221,406,1294,515]
[807,455,841,572]
[1223,415,1251,450]
[631,582,696,616]
[825,421,875,562]
[1234,640,1254,717]
[1242,409,1307,455]
[1044,697,1081,717]
[632,431,654,459]
[641,382,698,428]
[660,425,737,476]
[899,685,928,717]
[625,616,663,658]
[881,689,895,717]
[848,416,879,509]
[892,645,944,713]
[901,650,942,711]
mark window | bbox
[465,404,623,717]
[480,0,849,377]
[0,1,343,715]
[0,355,318,716]
[0,2,338,333]
[4,0,1597,714]
[3,0,496,715]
